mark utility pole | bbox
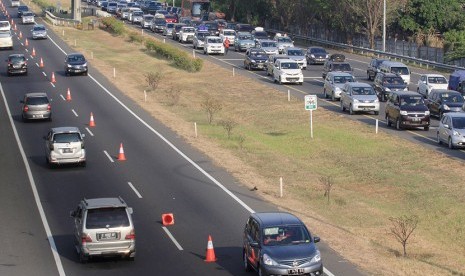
[382,0,386,52]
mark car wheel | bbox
[81,161,87,167]
[278,76,283,85]
[234,46,237,52]
[79,251,88,263]
[448,137,455,149]
[341,101,345,112]
[386,113,391,126]
[381,94,386,102]
[396,118,401,130]
[437,132,442,144]
[84,71,88,76]
[243,251,252,272]
[349,104,354,115]
[194,44,196,49]
[367,72,371,81]
[374,111,379,115]
[258,264,264,276]
[424,126,429,131]
[299,82,303,85]
[323,89,328,99]
[331,92,336,101]
[439,111,443,119]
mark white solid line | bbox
[20,42,23,46]
[220,58,243,61]
[103,150,114,163]
[71,109,78,117]
[60,94,66,101]
[25,48,28,52]
[35,63,39,67]
[51,83,55,88]
[0,84,66,276]
[127,182,142,198]
[162,226,183,250]
[85,127,94,137]
[42,71,46,76]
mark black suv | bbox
[385,91,430,131]
[244,48,268,71]
[243,212,323,276]
[373,72,407,102]
[366,58,387,80]
[7,54,27,76]
[425,89,464,118]
[322,54,352,79]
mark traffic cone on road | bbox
[204,235,217,262]
[25,38,28,46]
[66,88,72,101]
[13,23,16,31]
[89,112,95,127]
[32,47,36,56]
[117,143,126,161]
[39,57,44,68]
[51,72,56,83]
[19,31,22,38]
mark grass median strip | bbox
[44,20,465,275]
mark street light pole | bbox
[382,0,386,52]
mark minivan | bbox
[385,91,430,131]
[379,61,411,85]
[273,59,304,85]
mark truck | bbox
[448,70,465,95]
[181,0,210,20]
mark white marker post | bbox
[144,90,147,102]
[304,95,318,139]
[279,177,283,198]
[192,49,195,58]
[113,67,116,78]
[288,90,290,102]
[91,51,93,59]
[74,39,76,46]
[194,122,198,138]
[376,119,379,134]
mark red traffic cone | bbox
[66,88,72,101]
[19,31,22,38]
[25,38,28,46]
[89,112,95,127]
[32,47,36,56]
[51,72,56,83]
[204,235,217,262]
[117,143,126,161]
[39,57,44,68]
[162,213,174,226]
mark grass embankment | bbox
[32,12,465,276]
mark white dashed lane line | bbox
[103,150,114,163]
[162,226,183,251]
[127,182,142,198]
[42,71,46,77]
[71,109,78,117]
[59,94,65,101]
[85,127,94,137]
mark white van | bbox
[11,0,20,7]
[379,61,410,84]
[0,21,13,49]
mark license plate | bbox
[287,268,305,275]
[98,232,118,240]
[13,65,21,68]
[412,117,421,121]
[62,148,72,153]
[32,114,43,118]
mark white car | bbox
[219,28,235,45]
[178,26,195,43]
[340,82,380,115]
[283,47,307,69]
[45,127,86,168]
[141,14,154,29]
[193,31,209,49]
[417,74,448,98]
[21,11,35,24]
[323,72,355,101]
[11,0,20,7]
[272,59,303,85]
[203,36,225,55]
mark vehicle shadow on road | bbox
[189,246,250,276]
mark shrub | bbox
[127,31,145,44]
[100,17,125,36]
[145,38,203,72]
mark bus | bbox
[181,0,210,20]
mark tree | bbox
[201,96,222,124]
[388,215,419,257]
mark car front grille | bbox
[279,257,312,267]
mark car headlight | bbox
[310,250,321,263]
[385,87,391,91]
[453,130,461,136]
[403,87,408,91]
[67,64,72,68]
[325,54,329,58]
[262,254,278,266]
[310,54,315,58]
[374,98,379,103]
[443,104,450,110]
[400,110,408,115]
[425,110,430,115]
[353,99,360,103]
[82,63,87,67]
[335,87,341,92]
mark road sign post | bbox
[304,95,318,138]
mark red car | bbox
[165,14,178,23]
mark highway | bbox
[0,3,364,276]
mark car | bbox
[273,59,304,85]
[322,54,352,79]
[251,27,269,42]
[106,2,118,13]
[164,14,177,23]
[366,58,387,81]
[70,197,136,262]
[340,82,380,115]
[64,53,88,76]
[283,47,307,69]
[171,23,186,40]
[306,47,328,65]
[193,30,209,49]
[203,21,220,36]
[274,34,294,54]
[385,91,430,131]
[140,14,154,29]
[11,0,20,7]
[234,23,254,33]
[0,28,13,50]
[323,72,355,101]
[31,24,47,39]
[234,32,255,52]
[219,28,236,45]
[17,5,28,17]
[100,1,109,11]
[203,36,225,55]
[425,89,464,118]
[44,127,86,167]
[121,7,140,20]
[437,112,465,149]
[21,11,34,24]
[417,74,448,98]
[127,8,141,22]
[178,26,195,43]
[0,21,11,30]
[243,212,323,276]
[373,72,408,102]
[256,40,279,55]
[379,61,411,85]
[6,54,27,76]
[150,17,166,33]
[266,54,289,76]
[162,22,175,36]
[20,92,51,121]
[130,10,144,24]
[244,48,268,71]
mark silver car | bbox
[162,22,174,36]
[70,197,136,262]
[323,72,355,101]
[31,24,47,39]
[140,14,154,29]
[21,92,52,121]
[193,30,209,49]
[257,40,279,55]
[437,112,465,149]
[44,127,86,167]
[283,47,307,69]
[340,82,380,115]
[274,35,294,54]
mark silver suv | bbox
[44,127,86,168]
[70,197,136,262]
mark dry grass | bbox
[43,21,465,275]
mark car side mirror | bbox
[443,124,450,129]
[70,210,76,217]
[314,236,320,243]
[394,102,399,106]
[127,207,133,214]
[250,241,260,248]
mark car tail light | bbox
[81,233,92,243]
[125,229,135,240]
[47,104,51,111]
[23,105,29,112]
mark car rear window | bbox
[53,133,81,143]
[333,76,354,83]
[261,41,277,47]
[428,77,447,84]
[332,63,351,71]
[26,96,48,105]
[287,49,304,56]
[400,96,424,106]
[86,207,130,229]
[281,62,299,69]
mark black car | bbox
[385,91,430,131]
[203,21,219,36]
[251,30,269,41]
[306,47,328,65]
[6,54,27,76]
[243,212,323,276]
[17,5,28,17]
[426,89,464,118]
[235,23,254,33]
[64,53,88,76]
[244,48,268,71]
[367,58,388,80]
[373,72,407,101]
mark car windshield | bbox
[375,60,387,66]
[351,87,375,95]
[310,48,326,54]
[53,133,81,143]
[26,96,48,105]
[384,77,404,84]
[287,49,304,56]
[23,12,33,16]
[205,22,218,29]
[333,76,354,83]
[0,30,11,37]
[0,22,9,28]
[278,37,292,43]
[33,26,46,31]
[85,207,129,229]
[239,35,253,40]
[452,117,465,129]
[223,30,235,36]
[281,62,299,69]
[332,63,351,71]
[391,67,409,75]
[208,38,222,43]
[254,31,267,38]
[196,32,208,38]
[400,96,424,106]
[263,225,311,246]
[133,11,143,16]
[18,6,28,11]
[10,56,25,62]
[166,23,174,28]
[184,28,195,32]
[441,93,464,103]
[68,55,85,62]
[261,41,277,47]
[428,77,447,84]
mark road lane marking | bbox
[127,182,142,198]
[103,150,114,163]
[35,62,39,67]
[220,58,243,61]
[85,127,94,137]
[71,109,78,117]
[50,83,55,88]
[0,83,66,276]
[59,94,66,101]
[162,226,183,250]
[42,71,46,77]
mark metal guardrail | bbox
[267,28,465,73]
[44,10,79,26]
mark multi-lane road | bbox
[0,4,367,276]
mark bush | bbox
[127,31,145,44]
[145,38,203,72]
[100,16,125,36]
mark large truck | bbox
[448,70,465,96]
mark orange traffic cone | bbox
[204,235,217,262]
[117,143,126,161]
[162,213,174,226]
[89,112,95,127]
[39,57,44,68]
[66,88,72,101]
[13,23,16,30]
[19,31,22,38]
[51,72,56,83]
[31,47,36,56]
[25,38,28,46]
